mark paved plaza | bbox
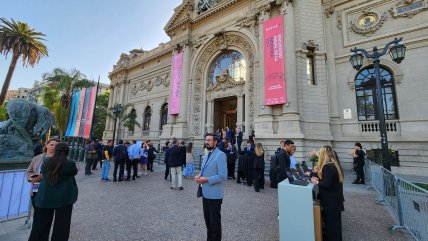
[0,163,416,241]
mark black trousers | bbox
[254,168,265,192]
[164,163,169,179]
[128,158,138,178]
[203,198,222,241]
[28,204,73,241]
[355,165,365,183]
[148,158,154,171]
[125,159,133,178]
[85,158,94,175]
[91,157,99,170]
[237,141,242,152]
[113,160,125,180]
[323,209,342,241]
[227,160,235,178]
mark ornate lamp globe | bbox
[389,43,406,64]
[350,52,364,70]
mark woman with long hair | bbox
[311,146,344,241]
[183,142,195,178]
[29,142,78,241]
[27,138,60,206]
[139,142,149,176]
[253,143,265,192]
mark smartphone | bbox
[30,174,40,178]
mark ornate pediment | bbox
[164,0,194,35]
[206,69,245,92]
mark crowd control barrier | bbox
[364,159,428,241]
[0,169,32,226]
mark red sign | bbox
[263,16,286,105]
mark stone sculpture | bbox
[0,99,55,163]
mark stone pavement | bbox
[0,163,417,241]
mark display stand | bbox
[278,179,322,241]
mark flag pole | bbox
[89,76,100,140]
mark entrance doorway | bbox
[214,96,237,133]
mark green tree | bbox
[0,18,48,105]
[42,87,68,140]
[123,108,141,132]
[107,103,133,143]
[0,103,8,121]
[91,90,110,139]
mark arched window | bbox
[160,103,168,130]
[143,106,152,131]
[208,50,246,86]
[355,66,398,121]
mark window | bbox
[143,106,152,131]
[306,47,316,85]
[355,66,398,121]
[208,50,246,86]
[160,103,168,130]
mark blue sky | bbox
[0,0,182,89]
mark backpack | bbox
[119,148,128,160]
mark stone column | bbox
[206,99,214,133]
[105,86,114,131]
[253,7,274,136]
[236,94,244,130]
[325,12,340,121]
[277,2,303,136]
[172,43,191,138]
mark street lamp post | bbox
[111,104,122,146]
[349,38,406,171]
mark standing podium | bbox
[278,179,322,241]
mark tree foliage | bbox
[123,108,141,132]
[0,103,8,121]
[0,18,48,105]
[91,90,109,139]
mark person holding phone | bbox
[26,138,59,207]
[28,142,78,241]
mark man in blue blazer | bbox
[196,133,227,241]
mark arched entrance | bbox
[191,32,256,136]
[214,96,237,132]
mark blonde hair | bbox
[255,143,264,157]
[318,146,344,183]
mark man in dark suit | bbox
[147,140,159,172]
[276,139,294,183]
[196,133,227,241]
[236,128,243,152]
[113,140,127,182]
[165,139,184,190]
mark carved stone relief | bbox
[130,74,170,95]
[192,33,255,135]
[236,15,259,37]
[390,0,428,18]
[350,11,387,36]
[206,69,245,92]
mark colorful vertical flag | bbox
[78,88,92,137]
[65,91,77,137]
[73,89,86,137]
[69,90,81,137]
[83,86,97,139]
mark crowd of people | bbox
[25,130,365,241]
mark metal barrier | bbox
[365,159,428,241]
[0,169,32,227]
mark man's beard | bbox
[206,144,214,150]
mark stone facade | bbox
[104,0,428,175]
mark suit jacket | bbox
[200,148,227,199]
[318,163,344,212]
[253,152,265,169]
[237,131,243,143]
[165,145,182,167]
[276,149,291,183]
[35,160,78,208]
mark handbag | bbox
[197,185,203,198]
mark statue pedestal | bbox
[0,160,32,171]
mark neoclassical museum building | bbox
[103,0,428,175]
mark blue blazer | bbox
[200,148,227,199]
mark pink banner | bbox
[263,16,286,105]
[73,89,86,137]
[169,52,183,115]
[83,86,97,139]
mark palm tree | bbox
[0,18,48,105]
[123,108,141,132]
[42,87,68,140]
[42,68,93,109]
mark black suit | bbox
[253,153,265,192]
[276,149,291,183]
[165,145,182,168]
[147,144,159,171]
[236,131,243,152]
[317,163,344,241]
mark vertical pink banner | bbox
[73,89,86,137]
[83,86,97,139]
[263,16,286,105]
[169,52,183,115]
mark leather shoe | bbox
[177,187,184,190]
